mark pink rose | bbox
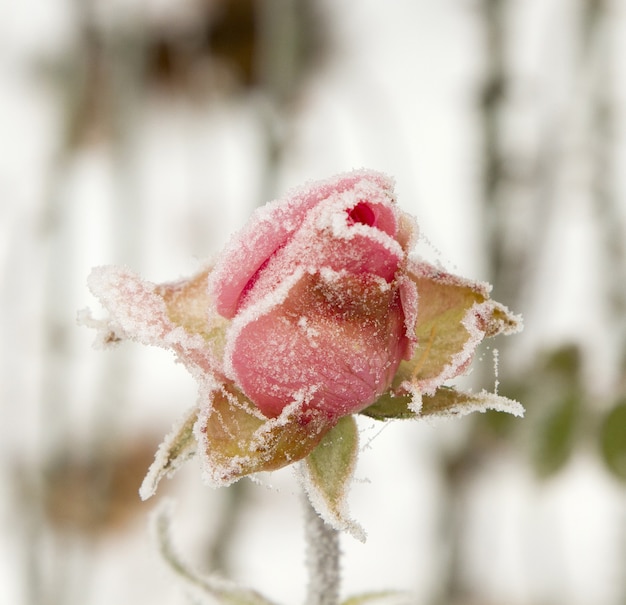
[209,170,417,420]
[83,170,522,501]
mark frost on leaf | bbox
[363,388,524,421]
[140,407,199,501]
[300,416,365,541]
[195,380,335,487]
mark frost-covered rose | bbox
[82,170,522,534]
[210,171,417,420]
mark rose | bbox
[209,171,417,420]
[83,170,522,531]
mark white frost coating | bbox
[407,388,424,415]
[297,462,367,543]
[298,316,320,345]
[409,258,494,299]
[76,307,127,348]
[311,187,404,256]
[427,390,525,419]
[493,347,500,395]
[87,266,170,346]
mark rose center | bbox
[347,201,377,227]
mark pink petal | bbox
[209,170,396,318]
[225,270,408,419]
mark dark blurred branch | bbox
[480,0,509,302]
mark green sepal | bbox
[532,392,581,479]
[199,382,334,486]
[600,399,626,482]
[362,386,524,421]
[301,415,365,541]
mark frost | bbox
[87,266,172,346]
[76,307,126,348]
[493,347,500,395]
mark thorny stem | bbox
[303,496,341,605]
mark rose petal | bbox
[225,269,409,419]
[209,170,397,318]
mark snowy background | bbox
[1,1,626,604]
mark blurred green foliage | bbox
[475,344,626,483]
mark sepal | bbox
[299,416,365,541]
[196,380,335,487]
[392,262,522,396]
[362,387,524,420]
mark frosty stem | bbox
[303,495,341,605]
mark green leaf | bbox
[301,416,365,541]
[600,400,626,482]
[157,267,229,356]
[140,407,199,500]
[532,393,580,479]
[406,269,486,383]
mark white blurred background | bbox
[1,1,626,604]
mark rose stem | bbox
[303,495,341,605]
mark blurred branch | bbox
[479,0,509,302]
[584,1,626,337]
